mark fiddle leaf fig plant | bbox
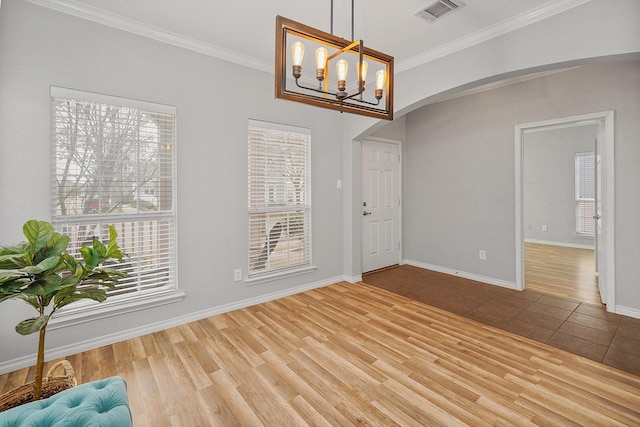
[0,220,126,400]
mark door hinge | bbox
[397,241,401,249]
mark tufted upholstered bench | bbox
[0,376,132,427]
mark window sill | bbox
[48,291,185,331]
[245,265,318,286]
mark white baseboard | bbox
[525,239,595,250]
[0,274,347,375]
[615,305,640,320]
[344,274,363,284]
[402,259,517,290]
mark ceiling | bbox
[26,0,586,73]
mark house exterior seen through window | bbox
[247,120,312,279]
[51,87,179,317]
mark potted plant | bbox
[0,220,125,404]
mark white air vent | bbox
[415,0,465,22]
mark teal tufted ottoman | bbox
[0,376,132,427]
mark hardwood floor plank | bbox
[525,242,601,304]
[1,282,639,425]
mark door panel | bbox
[362,140,400,272]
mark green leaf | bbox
[22,280,47,295]
[0,242,29,256]
[21,256,61,275]
[35,233,69,263]
[92,237,107,262]
[106,226,124,260]
[23,220,54,255]
[96,267,127,279]
[14,294,40,309]
[53,284,77,306]
[15,316,49,335]
[0,253,27,269]
[0,272,26,286]
[41,274,62,295]
[75,287,108,302]
[62,254,78,274]
[60,273,79,287]
[56,288,106,309]
[80,246,98,270]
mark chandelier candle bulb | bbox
[315,47,328,80]
[358,60,368,90]
[336,59,348,98]
[375,69,386,99]
[292,41,305,78]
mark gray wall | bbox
[405,58,640,311]
[524,125,597,247]
[0,0,345,364]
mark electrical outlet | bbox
[527,224,532,231]
[234,269,242,281]
[542,225,548,232]
[479,250,486,260]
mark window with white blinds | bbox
[248,120,311,279]
[51,87,178,312]
[575,152,595,235]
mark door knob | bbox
[363,211,372,216]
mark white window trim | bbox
[48,291,185,330]
[50,86,181,323]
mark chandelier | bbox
[275,1,394,120]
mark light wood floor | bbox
[2,282,639,426]
[524,242,601,305]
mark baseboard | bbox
[344,275,363,284]
[525,239,595,250]
[615,305,640,320]
[402,259,517,290]
[0,274,347,375]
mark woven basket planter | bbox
[0,360,77,412]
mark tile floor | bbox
[362,264,640,376]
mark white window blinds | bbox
[51,87,178,305]
[248,120,311,278]
[575,152,595,235]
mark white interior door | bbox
[361,140,400,273]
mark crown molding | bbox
[23,0,272,73]
[396,0,594,73]
[23,0,592,75]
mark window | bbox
[575,152,595,235]
[248,120,312,280]
[51,87,180,320]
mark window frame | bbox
[246,119,315,284]
[49,86,183,328]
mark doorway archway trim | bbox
[514,111,615,310]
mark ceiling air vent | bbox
[415,0,465,23]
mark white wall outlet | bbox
[336,179,342,189]
[527,224,532,231]
[234,268,242,281]
[479,250,486,260]
[542,225,548,232]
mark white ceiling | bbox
[27,0,587,72]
